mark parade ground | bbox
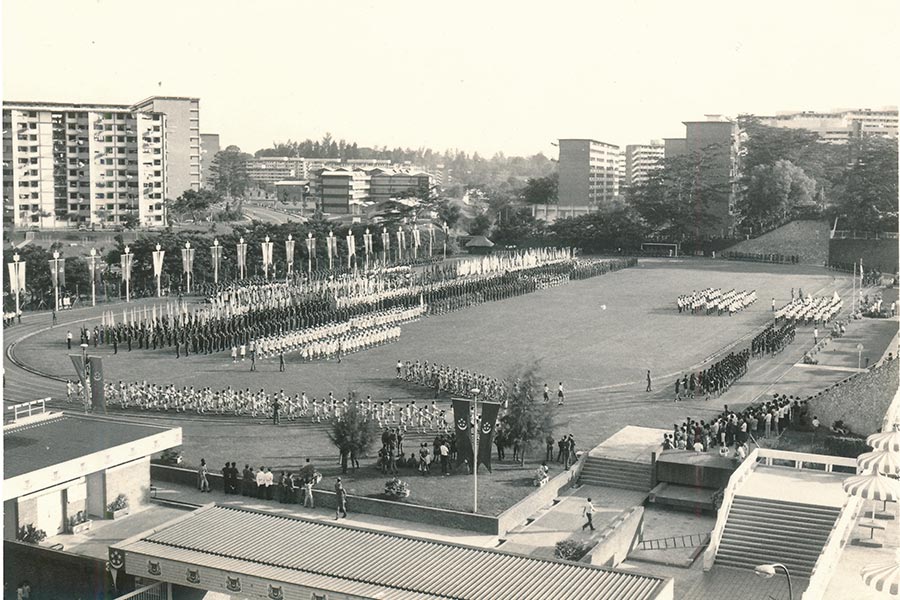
[7,257,891,514]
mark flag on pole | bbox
[69,354,87,388]
[88,356,106,413]
[477,402,502,472]
[452,398,474,468]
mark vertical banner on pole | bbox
[236,238,247,280]
[346,230,356,270]
[412,225,421,260]
[261,236,274,280]
[452,398,474,467]
[326,231,336,271]
[477,402,501,472]
[17,261,26,294]
[211,239,222,284]
[382,228,390,266]
[396,228,403,263]
[306,233,315,274]
[285,235,295,278]
[363,228,373,272]
[152,245,165,297]
[88,356,106,414]
[428,223,434,257]
[181,243,194,293]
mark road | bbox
[241,203,307,224]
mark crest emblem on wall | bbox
[147,560,161,576]
[457,417,467,431]
[108,548,125,570]
[226,576,242,592]
[268,584,284,600]
[186,568,200,584]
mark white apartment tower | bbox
[557,139,621,206]
[3,102,167,228]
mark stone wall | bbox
[809,360,900,436]
[105,457,152,514]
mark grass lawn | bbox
[14,258,862,514]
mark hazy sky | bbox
[4,0,899,158]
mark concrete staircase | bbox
[579,456,652,491]
[715,495,841,577]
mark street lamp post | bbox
[211,238,221,285]
[89,248,97,307]
[11,253,22,322]
[755,563,793,600]
[51,251,63,313]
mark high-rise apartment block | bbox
[683,117,738,238]
[3,102,167,228]
[624,141,665,188]
[131,96,201,195]
[3,95,201,229]
[754,107,897,142]
[557,139,621,206]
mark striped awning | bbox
[843,472,900,501]
[110,505,668,600]
[867,429,900,452]
[861,550,900,595]
[857,449,900,476]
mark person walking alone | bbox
[334,477,348,519]
[646,370,652,392]
[582,497,596,531]
[198,458,210,493]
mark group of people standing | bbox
[398,360,506,402]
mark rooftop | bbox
[114,504,669,600]
[4,413,178,480]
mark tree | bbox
[490,207,545,247]
[737,159,819,234]
[500,362,558,466]
[327,395,377,469]
[521,172,558,204]
[467,213,492,236]
[171,189,216,223]
[437,201,462,229]
[830,137,898,232]
[210,146,252,200]
[548,205,647,252]
[121,212,140,230]
[630,151,728,241]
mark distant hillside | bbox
[724,220,829,265]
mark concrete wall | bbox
[588,506,644,569]
[106,457,152,514]
[809,361,900,436]
[497,467,577,536]
[151,464,500,534]
[829,238,899,274]
[4,540,129,600]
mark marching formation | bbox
[750,322,796,357]
[674,348,751,401]
[676,288,757,315]
[397,360,506,402]
[775,293,843,325]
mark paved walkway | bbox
[739,465,849,507]
[589,425,668,462]
[151,479,501,548]
[501,485,648,558]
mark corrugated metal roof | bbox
[118,505,665,600]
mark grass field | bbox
[14,258,869,514]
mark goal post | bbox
[641,242,680,257]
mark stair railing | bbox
[703,447,759,571]
[800,492,863,600]
[638,532,710,551]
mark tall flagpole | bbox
[471,387,480,513]
[89,248,97,307]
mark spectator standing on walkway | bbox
[582,498,596,531]
[646,370,652,392]
[66,330,73,349]
[303,476,315,508]
[198,459,210,493]
[335,477,348,519]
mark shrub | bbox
[17,524,47,544]
[555,539,592,561]
[68,511,88,528]
[384,477,410,498]
[824,435,869,458]
[107,493,129,513]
